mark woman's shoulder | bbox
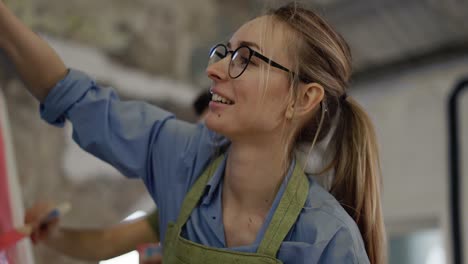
[292,177,366,253]
[177,123,230,183]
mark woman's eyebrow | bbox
[227,41,262,52]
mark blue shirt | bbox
[40,69,370,264]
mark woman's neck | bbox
[222,136,292,214]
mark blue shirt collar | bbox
[201,154,227,206]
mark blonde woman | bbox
[0,1,386,263]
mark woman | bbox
[0,1,386,263]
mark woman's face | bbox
[205,16,294,142]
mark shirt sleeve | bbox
[39,69,198,183]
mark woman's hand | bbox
[24,201,60,244]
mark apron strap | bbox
[257,162,309,257]
[175,155,225,226]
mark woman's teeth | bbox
[212,93,233,105]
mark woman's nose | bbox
[206,58,229,82]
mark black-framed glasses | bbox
[208,43,312,83]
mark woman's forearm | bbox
[0,1,67,102]
[44,219,158,261]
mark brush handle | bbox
[42,202,71,223]
[16,225,33,236]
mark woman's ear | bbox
[293,82,324,118]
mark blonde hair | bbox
[270,3,387,263]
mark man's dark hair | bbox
[193,90,211,117]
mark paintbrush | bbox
[0,202,71,250]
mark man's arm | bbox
[46,218,158,261]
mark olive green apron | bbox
[162,156,309,263]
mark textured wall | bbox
[3,0,222,81]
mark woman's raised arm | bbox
[0,1,68,102]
